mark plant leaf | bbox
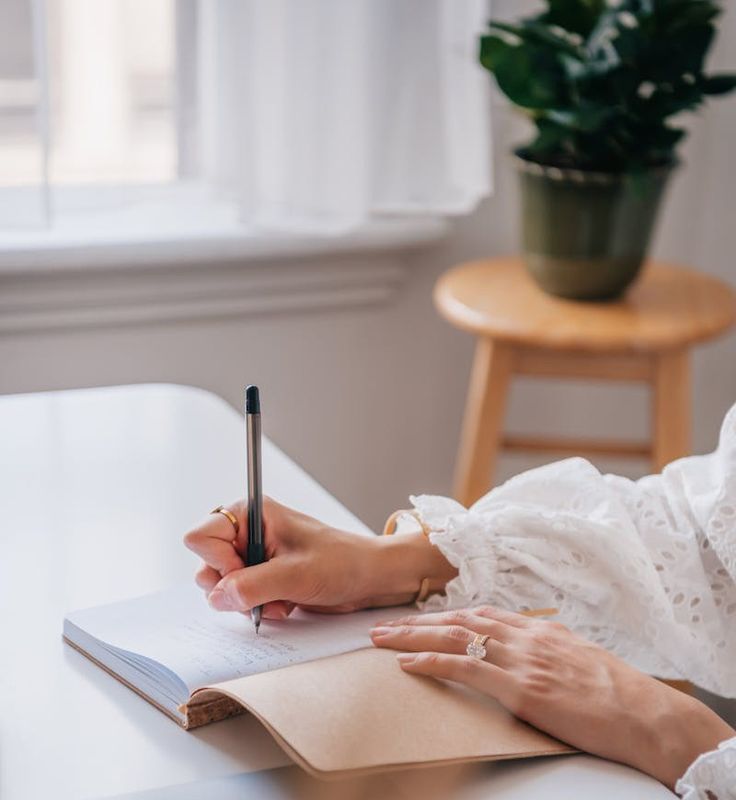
[542,106,616,132]
[528,118,570,154]
[542,0,606,36]
[701,73,736,96]
[488,20,583,58]
[479,35,567,109]
[659,1,721,33]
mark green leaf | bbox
[543,0,606,37]
[635,79,705,118]
[642,23,715,81]
[701,73,736,96]
[637,123,686,152]
[479,35,567,109]
[488,20,583,58]
[585,13,624,71]
[659,1,721,33]
[542,106,615,132]
[529,118,571,153]
[478,34,506,71]
[674,23,715,74]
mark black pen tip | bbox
[245,385,260,414]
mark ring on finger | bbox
[210,505,239,542]
[466,633,491,660]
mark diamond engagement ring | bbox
[466,633,490,660]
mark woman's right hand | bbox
[183,496,456,620]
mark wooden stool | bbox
[435,258,736,508]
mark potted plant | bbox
[479,0,736,300]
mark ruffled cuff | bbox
[410,494,502,612]
[675,736,736,799]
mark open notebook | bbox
[64,585,574,777]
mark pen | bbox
[245,385,265,634]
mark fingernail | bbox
[370,626,392,637]
[396,653,417,666]
[208,588,235,611]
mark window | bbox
[0,1,489,245]
[0,0,178,190]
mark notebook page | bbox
[65,585,400,691]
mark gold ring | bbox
[466,633,490,660]
[210,505,240,537]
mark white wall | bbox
[2,5,735,536]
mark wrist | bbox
[362,531,457,607]
[631,689,735,789]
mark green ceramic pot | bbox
[516,151,676,301]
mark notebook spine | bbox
[182,694,245,729]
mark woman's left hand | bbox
[370,607,735,789]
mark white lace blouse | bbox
[411,401,736,799]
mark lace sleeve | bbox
[675,736,736,799]
[411,402,736,697]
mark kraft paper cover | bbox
[192,647,574,777]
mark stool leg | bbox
[453,338,513,506]
[652,349,691,472]
[652,349,694,695]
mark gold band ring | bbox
[210,505,240,537]
[466,633,491,660]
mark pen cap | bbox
[245,385,260,414]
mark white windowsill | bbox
[0,182,449,274]
[0,184,450,334]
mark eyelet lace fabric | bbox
[676,737,736,800]
[411,402,736,797]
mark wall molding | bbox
[0,254,408,334]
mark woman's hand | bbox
[183,497,456,619]
[370,607,735,789]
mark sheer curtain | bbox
[197,0,492,233]
[0,0,492,234]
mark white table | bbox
[0,385,674,799]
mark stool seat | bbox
[435,257,736,511]
[435,259,736,354]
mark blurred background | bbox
[1,0,734,532]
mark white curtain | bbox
[197,0,492,233]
